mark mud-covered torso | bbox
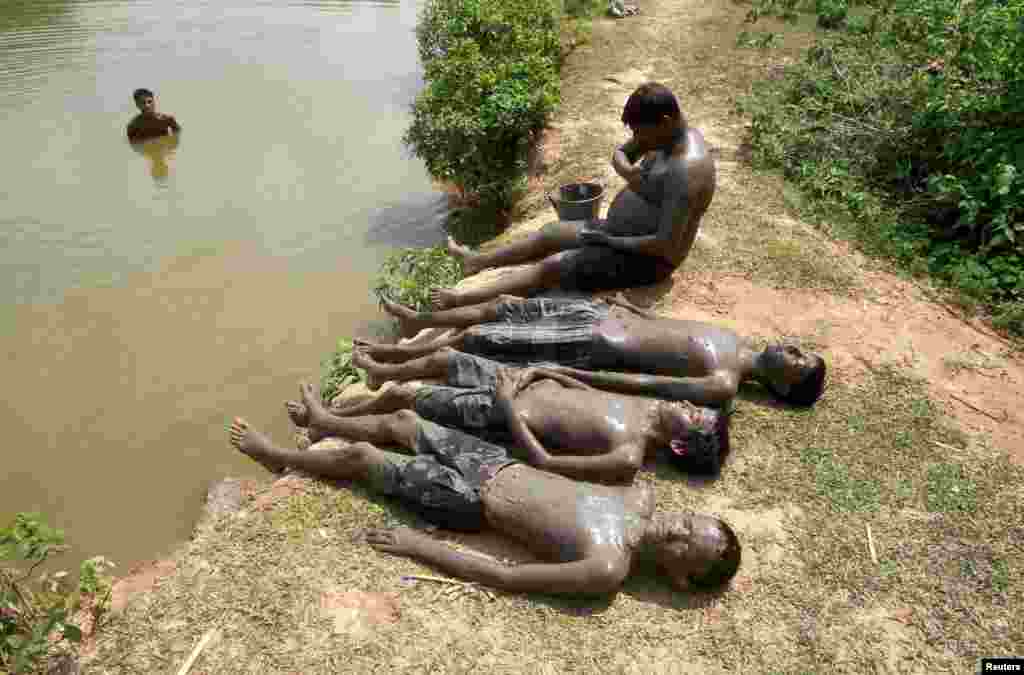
[590,308,742,376]
[514,380,650,454]
[127,113,178,141]
[481,464,653,562]
[601,153,672,237]
[598,129,712,242]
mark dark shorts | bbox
[374,419,517,531]
[557,245,675,292]
[461,297,609,368]
[413,352,504,431]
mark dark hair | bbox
[133,88,154,102]
[621,82,683,127]
[665,407,731,475]
[768,355,827,407]
[689,519,742,589]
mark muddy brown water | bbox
[0,0,445,571]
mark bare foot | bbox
[229,418,286,473]
[299,381,329,425]
[429,287,458,311]
[352,348,384,391]
[380,297,424,334]
[287,399,330,444]
[447,235,483,275]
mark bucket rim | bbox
[551,181,605,204]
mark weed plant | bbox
[373,246,464,313]
[1,513,113,673]
[740,0,1024,333]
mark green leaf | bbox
[61,623,82,643]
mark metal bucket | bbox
[547,182,604,222]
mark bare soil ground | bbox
[85,1,1022,673]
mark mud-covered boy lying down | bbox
[229,386,741,596]
[287,352,730,483]
[361,293,827,408]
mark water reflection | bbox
[365,193,451,247]
[0,0,73,32]
[0,0,441,572]
[130,134,180,185]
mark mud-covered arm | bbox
[545,368,736,407]
[612,138,645,183]
[513,366,594,393]
[537,444,644,484]
[599,161,689,258]
[167,115,181,132]
[604,292,660,319]
[367,528,627,595]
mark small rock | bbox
[201,478,247,523]
[320,589,400,638]
[47,653,80,675]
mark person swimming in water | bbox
[432,82,716,309]
[126,88,180,142]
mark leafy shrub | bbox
[1,513,113,673]
[405,0,561,215]
[741,0,1024,331]
[320,338,366,404]
[815,0,848,28]
[737,29,780,48]
[563,0,605,17]
[373,246,464,312]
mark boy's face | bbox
[135,95,156,114]
[629,115,675,151]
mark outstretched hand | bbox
[366,527,425,557]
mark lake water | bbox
[0,0,444,570]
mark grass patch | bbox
[758,236,857,293]
[799,446,881,513]
[925,462,978,514]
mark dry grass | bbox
[85,1,1023,673]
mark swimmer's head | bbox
[656,401,730,475]
[621,82,686,151]
[133,88,156,114]
[759,344,827,407]
[647,513,742,591]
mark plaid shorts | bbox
[461,297,609,368]
[372,419,517,532]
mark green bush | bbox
[741,0,1024,332]
[320,338,366,404]
[563,0,606,17]
[2,513,113,673]
[405,0,561,214]
[815,0,848,27]
[373,246,464,313]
